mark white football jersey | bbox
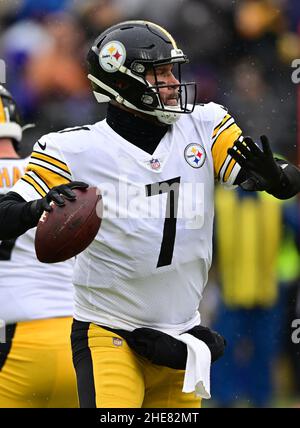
[0,157,74,324]
[12,103,242,334]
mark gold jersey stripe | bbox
[27,169,50,194]
[223,157,236,182]
[218,154,232,182]
[31,151,70,174]
[212,114,231,137]
[213,123,242,180]
[33,169,51,192]
[0,98,6,123]
[32,150,69,167]
[26,163,71,188]
[212,122,241,165]
[21,175,46,197]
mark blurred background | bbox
[0,0,299,408]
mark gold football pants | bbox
[71,320,201,408]
[0,317,78,408]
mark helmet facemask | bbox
[138,54,197,124]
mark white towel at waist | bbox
[170,333,211,399]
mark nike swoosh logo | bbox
[38,141,46,150]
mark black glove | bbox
[187,325,226,363]
[124,325,226,370]
[227,135,287,194]
[30,181,89,220]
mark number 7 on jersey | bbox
[145,177,181,268]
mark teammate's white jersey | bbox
[0,157,74,324]
[12,103,242,334]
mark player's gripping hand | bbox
[30,181,89,219]
[189,325,226,363]
[228,135,285,193]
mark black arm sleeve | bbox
[0,191,40,240]
[234,159,300,199]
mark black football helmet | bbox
[87,20,197,124]
[0,85,23,151]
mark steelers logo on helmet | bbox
[99,41,126,73]
[184,143,206,168]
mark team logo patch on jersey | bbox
[99,41,126,73]
[112,337,123,347]
[184,143,206,168]
[149,158,161,170]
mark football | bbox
[35,187,102,263]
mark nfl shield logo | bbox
[150,158,160,170]
[113,337,123,347]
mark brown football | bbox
[35,187,102,263]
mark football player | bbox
[0,86,78,408]
[0,21,299,408]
